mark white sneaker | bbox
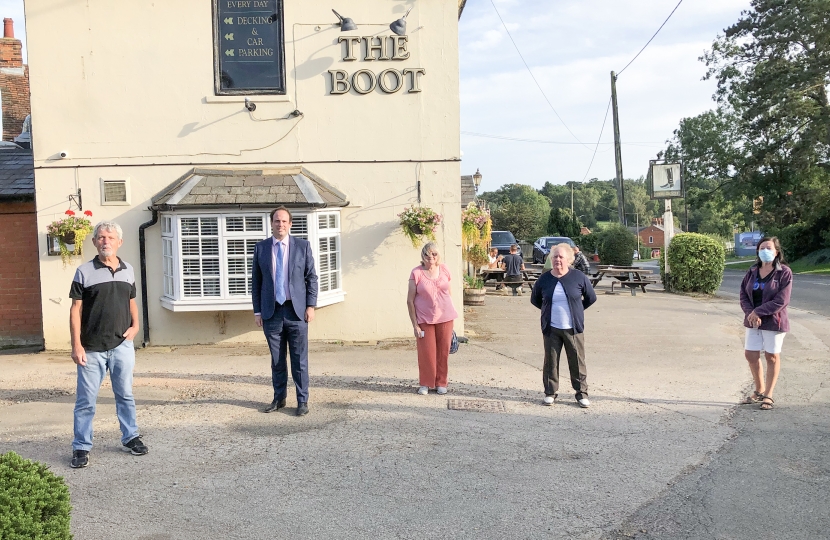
[577,397,590,408]
[543,395,555,405]
[417,386,429,395]
[436,387,447,395]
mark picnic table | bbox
[479,268,540,295]
[590,265,657,295]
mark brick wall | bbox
[638,225,665,248]
[0,31,31,142]
[0,201,43,347]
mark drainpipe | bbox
[138,209,159,347]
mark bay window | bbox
[160,209,343,311]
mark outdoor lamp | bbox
[389,7,413,36]
[473,168,482,192]
[332,9,357,31]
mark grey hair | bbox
[550,243,575,264]
[420,242,440,266]
[93,220,123,241]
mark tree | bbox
[686,0,830,256]
[547,207,581,237]
[479,184,550,241]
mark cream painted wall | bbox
[25,1,459,165]
[27,0,462,348]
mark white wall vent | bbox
[100,178,131,205]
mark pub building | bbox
[27,0,466,348]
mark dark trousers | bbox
[262,300,309,404]
[542,327,588,399]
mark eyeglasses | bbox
[425,252,439,258]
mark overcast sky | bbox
[459,0,750,192]
[2,0,750,192]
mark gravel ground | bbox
[1,287,825,539]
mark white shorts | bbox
[744,328,786,354]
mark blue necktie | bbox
[275,241,286,305]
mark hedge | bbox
[597,224,637,266]
[0,452,72,540]
[661,233,725,294]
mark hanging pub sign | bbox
[212,0,286,95]
[648,161,683,199]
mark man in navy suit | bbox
[252,206,318,416]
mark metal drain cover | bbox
[447,399,506,413]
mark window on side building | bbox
[160,209,343,311]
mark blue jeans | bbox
[73,339,139,451]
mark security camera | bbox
[59,151,68,159]
[244,98,256,112]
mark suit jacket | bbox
[252,235,318,320]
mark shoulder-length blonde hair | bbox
[420,242,440,266]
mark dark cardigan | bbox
[530,269,597,334]
[739,261,792,332]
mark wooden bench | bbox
[610,279,657,295]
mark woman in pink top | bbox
[406,242,458,395]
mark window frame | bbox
[160,209,344,312]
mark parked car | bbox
[532,236,576,264]
[490,231,521,258]
[633,250,640,260]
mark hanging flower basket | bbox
[47,210,93,267]
[398,206,442,247]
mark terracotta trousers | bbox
[417,320,453,387]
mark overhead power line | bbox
[617,0,684,76]
[489,0,591,150]
[580,97,612,182]
[460,130,662,146]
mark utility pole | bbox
[610,71,626,226]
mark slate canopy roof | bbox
[0,146,34,200]
[152,167,349,211]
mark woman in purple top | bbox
[739,237,793,410]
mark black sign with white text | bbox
[213,0,285,94]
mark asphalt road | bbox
[604,307,830,540]
[720,269,830,318]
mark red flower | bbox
[65,210,75,216]
[84,210,93,216]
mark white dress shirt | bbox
[272,235,291,302]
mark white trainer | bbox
[577,397,591,408]
[543,395,555,405]
[417,386,429,395]
[436,387,447,395]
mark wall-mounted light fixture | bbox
[332,9,357,31]
[390,7,412,36]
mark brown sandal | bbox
[742,390,765,404]
[759,396,775,410]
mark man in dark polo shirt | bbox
[501,243,526,295]
[69,221,146,468]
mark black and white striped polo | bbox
[69,257,136,352]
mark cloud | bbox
[459,0,751,191]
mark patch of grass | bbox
[723,248,830,274]
[789,248,830,274]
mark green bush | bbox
[0,452,72,540]
[770,222,818,262]
[597,224,637,266]
[662,233,725,294]
[575,233,599,254]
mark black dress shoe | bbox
[263,398,286,413]
[296,403,309,416]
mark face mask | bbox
[758,249,776,263]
